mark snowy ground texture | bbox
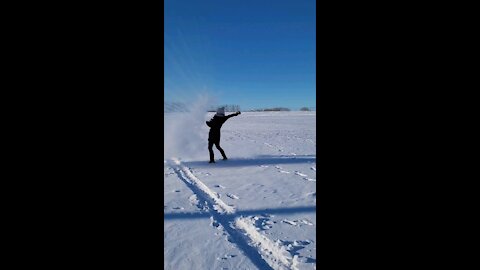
[164,111,316,270]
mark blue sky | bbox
[164,0,316,110]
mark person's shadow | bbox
[182,154,316,168]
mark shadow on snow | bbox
[181,154,316,168]
[164,205,316,220]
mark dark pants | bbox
[208,141,227,161]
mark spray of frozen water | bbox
[164,94,216,160]
[164,24,219,160]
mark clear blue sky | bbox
[164,0,316,110]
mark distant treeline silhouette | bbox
[249,107,291,112]
[207,105,241,112]
[165,102,315,112]
[165,102,241,113]
[248,107,315,112]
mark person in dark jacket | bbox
[206,107,241,163]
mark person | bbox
[206,107,241,163]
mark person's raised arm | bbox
[226,111,241,119]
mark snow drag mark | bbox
[172,158,234,214]
[170,158,276,270]
[235,217,295,270]
[170,158,304,270]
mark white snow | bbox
[164,111,316,270]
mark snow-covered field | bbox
[164,111,316,270]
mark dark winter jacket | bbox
[206,112,240,142]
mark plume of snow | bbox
[164,94,215,160]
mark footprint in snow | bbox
[219,254,237,260]
[251,216,274,230]
[173,190,181,193]
[283,240,312,256]
[295,171,307,177]
[300,219,314,226]
[283,219,314,226]
[310,167,316,171]
[172,207,184,210]
[282,219,297,226]
[304,177,316,182]
[214,184,226,189]
[210,217,220,228]
[283,239,309,248]
[279,170,290,174]
[226,193,239,199]
[260,165,269,168]
[293,240,312,246]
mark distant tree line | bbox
[263,107,290,111]
[207,105,241,112]
[247,107,315,112]
[302,107,316,111]
[165,102,314,113]
[249,107,291,112]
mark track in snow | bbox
[168,158,297,270]
[269,165,316,182]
